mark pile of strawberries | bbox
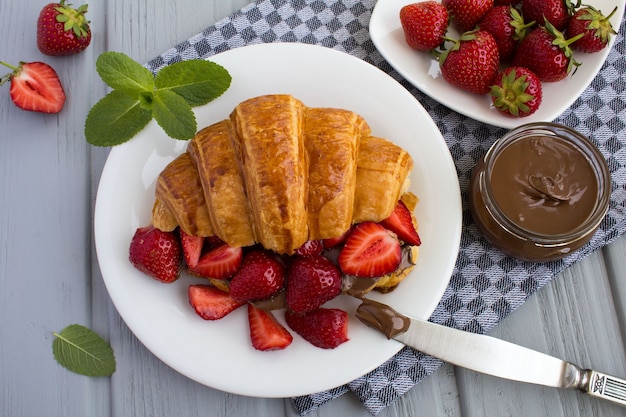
[399,0,617,117]
[129,200,421,351]
[0,1,91,114]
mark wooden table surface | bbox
[2,1,626,416]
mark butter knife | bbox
[356,298,626,407]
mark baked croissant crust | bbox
[151,94,414,255]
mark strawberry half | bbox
[285,308,349,349]
[229,249,286,302]
[188,241,243,280]
[379,200,421,246]
[0,61,65,113]
[188,284,245,320]
[293,239,324,256]
[37,0,92,56]
[286,255,342,313]
[247,304,293,351]
[338,222,402,278]
[179,229,204,269]
[129,225,182,283]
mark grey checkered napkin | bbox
[147,0,626,415]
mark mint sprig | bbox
[85,52,232,147]
[52,324,116,377]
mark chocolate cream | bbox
[355,298,410,339]
[489,135,598,235]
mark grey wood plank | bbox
[457,245,626,417]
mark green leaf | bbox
[52,324,116,377]
[85,90,152,146]
[151,89,197,140]
[96,51,155,93]
[155,60,232,107]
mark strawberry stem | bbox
[0,61,19,72]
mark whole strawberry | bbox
[37,0,91,56]
[490,67,543,117]
[286,255,342,314]
[400,1,449,51]
[566,6,618,53]
[512,21,583,82]
[521,0,571,31]
[439,30,500,94]
[129,225,182,283]
[442,0,494,32]
[478,6,535,62]
[0,61,66,113]
[229,249,286,302]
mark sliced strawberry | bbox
[286,255,342,313]
[294,239,324,256]
[179,229,204,269]
[379,200,421,246]
[229,249,286,302]
[188,242,243,280]
[129,225,182,283]
[247,304,293,351]
[338,222,402,278]
[188,284,245,320]
[0,61,65,113]
[285,308,349,349]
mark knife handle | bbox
[581,370,626,407]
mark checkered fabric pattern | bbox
[146,1,626,415]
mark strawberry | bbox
[188,241,243,280]
[566,6,618,53]
[37,1,92,56]
[512,21,583,82]
[338,222,402,278]
[478,6,535,61]
[322,228,352,249]
[379,200,421,246]
[442,0,494,32]
[129,225,182,283]
[286,255,342,313]
[188,284,245,320]
[400,1,450,51]
[294,239,324,256]
[247,304,293,351]
[0,61,65,113]
[490,66,543,117]
[285,308,349,349]
[229,249,286,302]
[179,229,204,269]
[521,0,571,31]
[439,30,500,95]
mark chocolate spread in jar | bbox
[355,298,410,339]
[489,135,598,235]
[469,123,610,262]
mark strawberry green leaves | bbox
[52,324,116,377]
[85,52,232,147]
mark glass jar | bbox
[468,122,611,262]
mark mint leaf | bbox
[152,89,197,139]
[52,324,116,377]
[155,60,232,107]
[85,90,152,146]
[96,51,155,93]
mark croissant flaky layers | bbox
[151,94,414,255]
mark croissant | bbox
[151,94,414,255]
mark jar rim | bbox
[480,122,611,245]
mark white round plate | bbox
[94,42,462,398]
[370,0,625,129]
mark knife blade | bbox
[355,298,626,407]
